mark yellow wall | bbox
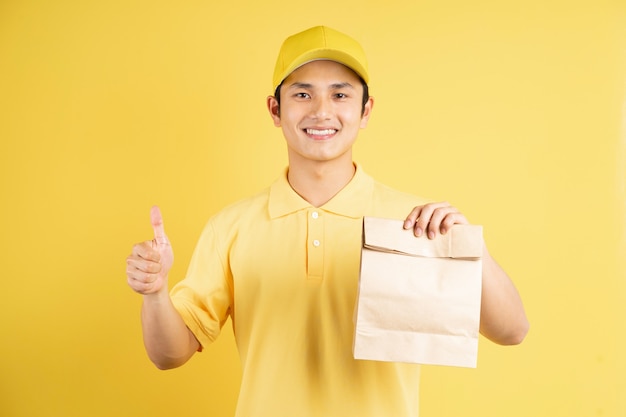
[1,1,624,416]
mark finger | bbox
[427,206,457,239]
[440,212,469,234]
[151,205,168,245]
[126,264,158,283]
[126,255,162,274]
[126,263,161,294]
[414,202,450,238]
[403,206,423,230]
[131,242,160,262]
[127,274,159,294]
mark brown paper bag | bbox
[353,216,483,368]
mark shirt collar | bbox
[268,163,374,219]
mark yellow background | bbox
[1,0,625,416]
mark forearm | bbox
[479,246,529,345]
[141,290,199,369]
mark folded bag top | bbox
[363,216,483,259]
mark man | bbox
[126,26,528,416]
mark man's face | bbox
[267,60,373,166]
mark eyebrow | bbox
[287,81,355,90]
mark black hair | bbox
[274,77,370,116]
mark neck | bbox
[287,159,356,207]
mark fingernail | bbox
[415,227,423,237]
[404,219,412,229]
[428,231,435,239]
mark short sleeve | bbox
[170,218,234,349]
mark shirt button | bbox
[313,239,320,247]
[311,211,319,219]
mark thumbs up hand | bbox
[126,206,174,295]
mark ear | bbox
[360,96,374,129]
[267,96,281,127]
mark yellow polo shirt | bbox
[171,165,429,417]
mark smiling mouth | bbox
[305,128,337,136]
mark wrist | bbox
[142,285,171,304]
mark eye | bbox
[334,92,348,99]
[295,92,311,99]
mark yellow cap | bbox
[272,26,369,91]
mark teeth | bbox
[306,128,336,136]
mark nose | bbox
[310,96,332,119]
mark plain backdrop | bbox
[1,1,625,416]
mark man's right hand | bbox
[126,206,174,295]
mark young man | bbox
[126,26,529,416]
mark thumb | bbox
[150,205,168,245]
